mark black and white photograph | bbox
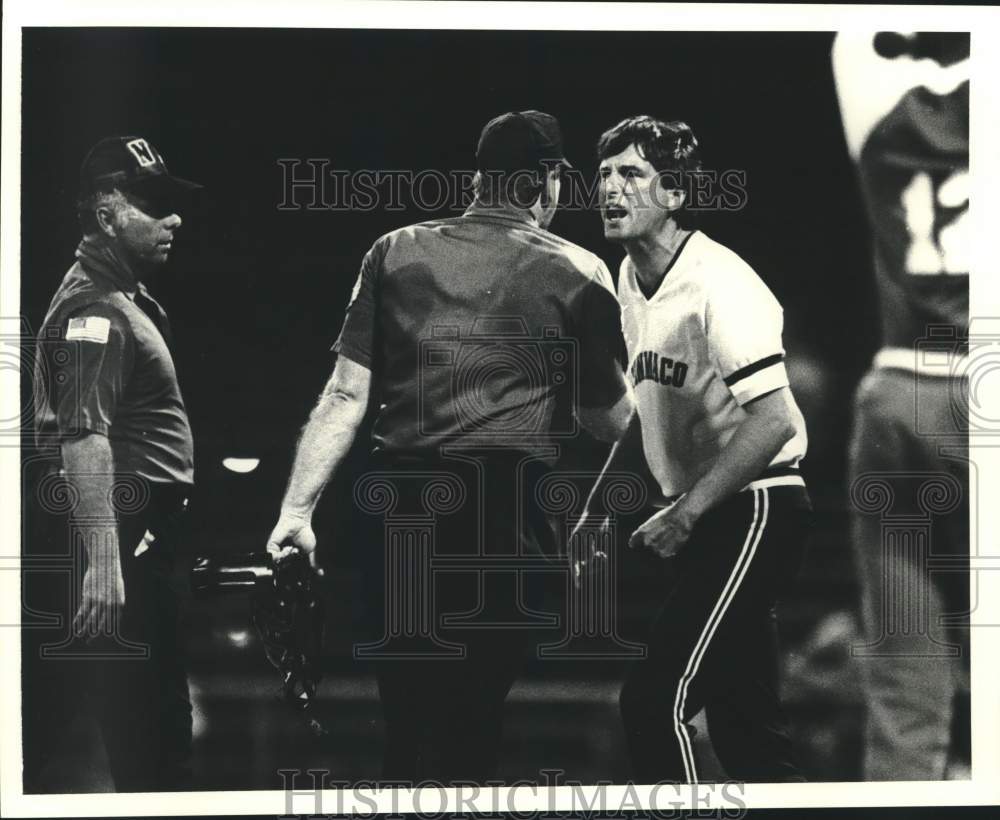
[2,1,999,816]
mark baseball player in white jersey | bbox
[588,115,812,783]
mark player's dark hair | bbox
[596,116,702,228]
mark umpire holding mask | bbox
[266,111,634,782]
[26,136,201,791]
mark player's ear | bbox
[655,170,686,213]
[655,182,686,214]
[664,188,686,212]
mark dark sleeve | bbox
[574,266,629,409]
[331,240,385,368]
[51,302,134,438]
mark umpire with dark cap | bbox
[28,136,200,791]
[266,111,634,783]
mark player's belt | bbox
[657,466,805,508]
[743,465,805,494]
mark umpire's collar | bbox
[75,234,140,299]
[464,199,539,228]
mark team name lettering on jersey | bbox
[630,350,688,388]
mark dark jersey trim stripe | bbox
[662,231,696,280]
[757,464,800,481]
[637,231,697,301]
[723,353,785,388]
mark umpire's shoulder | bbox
[377,215,457,242]
[532,230,615,294]
[44,265,132,337]
[365,217,454,261]
[62,299,132,344]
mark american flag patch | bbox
[66,316,111,344]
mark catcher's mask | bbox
[191,551,326,713]
[251,551,326,710]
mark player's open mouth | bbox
[604,206,627,222]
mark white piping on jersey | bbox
[672,488,769,784]
[873,346,968,378]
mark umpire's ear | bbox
[539,168,561,206]
[95,200,118,239]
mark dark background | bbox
[22,28,878,789]
[22,28,877,474]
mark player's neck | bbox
[625,222,693,293]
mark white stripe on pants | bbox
[671,488,770,783]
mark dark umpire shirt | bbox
[33,235,195,486]
[333,203,627,463]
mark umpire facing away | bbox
[267,111,634,782]
[29,137,200,791]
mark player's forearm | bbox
[679,407,794,520]
[61,433,120,559]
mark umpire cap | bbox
[79,136,202,202]
[476,111,572,174]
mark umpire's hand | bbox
[73,538,126,640]
[266,511,322,575]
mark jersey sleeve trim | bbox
[724,354,789,405]
[722,353,784,388]
[68,418,111,438]
[331,339,373,369]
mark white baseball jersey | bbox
[618,230,807,499]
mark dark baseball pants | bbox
[618,485,811,784]
[359,451,552,784]
[93,489,193,791]
[22,475,193,792]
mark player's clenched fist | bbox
[628,503,698,559]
